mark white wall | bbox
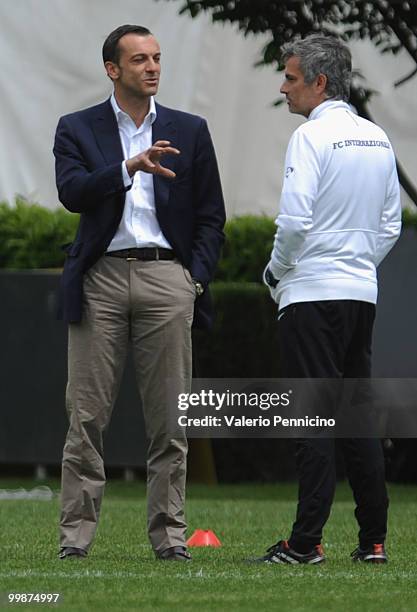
[0,0,415,216]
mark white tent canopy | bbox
[1,0,415,216]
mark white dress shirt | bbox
[107,93,172,252]
[266,100,401,310]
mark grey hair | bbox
[281,35,352,101]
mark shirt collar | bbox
[308,99,350,121]
[110,93,157,126]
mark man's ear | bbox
[316,73,327,95]
[104,61,120,81]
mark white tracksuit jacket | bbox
[266,99,402,310]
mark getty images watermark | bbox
[167,378,417,438]
[177,389,335,430]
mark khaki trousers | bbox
[59,256,195,554]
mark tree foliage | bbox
[172,1,417,66]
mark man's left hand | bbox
[264,266,279,288]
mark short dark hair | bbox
[102,24,152,65]
[281,35,352,102]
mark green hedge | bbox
[0,199,78,268]
[401,208,417,229]
[0,200,416,275]
[215,215,276,282]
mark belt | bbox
[105,248,176,261]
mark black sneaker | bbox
[251,539,325,564]
[351,543,388,564]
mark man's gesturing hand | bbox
[126,140,180,179]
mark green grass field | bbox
[0,479,416,611]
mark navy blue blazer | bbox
[53,99,225,328]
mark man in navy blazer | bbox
[54,24,225,561]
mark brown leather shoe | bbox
[59,546,87,559]
[157,546,192,561]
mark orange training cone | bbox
[186,529,222,547]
